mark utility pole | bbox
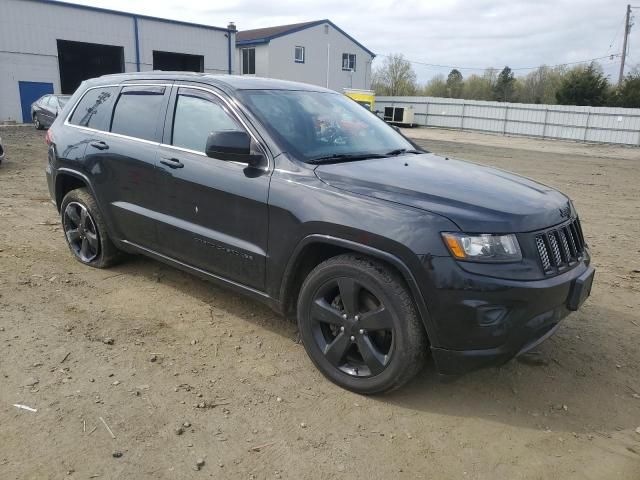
[618,4,632,85]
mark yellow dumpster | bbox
[343,88,375,112]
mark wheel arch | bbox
[280,234,438,345]
[54,169,95,212]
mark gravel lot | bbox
[1,126,639,479]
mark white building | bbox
[0,0,237,123]
[236,20,375,92]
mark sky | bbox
[63,0,639,84]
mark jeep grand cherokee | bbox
[45,73,595,394]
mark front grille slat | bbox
[548,232,563,267]
[575,218,586,247]
[536,236,552,272]
[535,218,585,275]
[563,226,577,257]
[558,229,572,263]
[569,223,581,252]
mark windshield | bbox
[58,96,70,107]
[238,90,414,162]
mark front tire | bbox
[60,188,121,268]
[297,254,428,394]
[33,114,43,130]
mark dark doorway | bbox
[57,40,124,94]
[153,51,204,72]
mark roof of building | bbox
[28,0,231,32]
[236,19,375,57]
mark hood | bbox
[314,153,574,233]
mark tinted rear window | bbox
[110,86,166,142]
[68,87,118,131]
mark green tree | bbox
[611,72,640,108]
[493,66,516,101]
[555,63,610,106]
[446,69,464,98]
[422,74,448,97]
[371,54,418,96]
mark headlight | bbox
[441,232,522,262]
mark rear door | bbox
[42,96,57,126]
[155,85,271,290]
[81,83,170,249]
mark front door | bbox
[156,86,270,290]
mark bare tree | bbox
[372,54,418,96]
[519,65,567,104]
[422,74,448,97]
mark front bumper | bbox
[427,255,594,376]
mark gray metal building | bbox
[236,20,375,92]
[0,0,237,123]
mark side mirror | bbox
[205,131,264,167]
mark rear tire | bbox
[60,188,122,268]
[34,114,43,130]
[297,253,428,394]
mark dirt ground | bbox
[1,125,639,480]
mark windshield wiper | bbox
[385,148,423,156]
[307,153,389,165]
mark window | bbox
[172,89,241,153]
[239,90,413,163]
[342,53,356,71]
[68,87,118,131]
[241,48,255,75]
[110,86,166,142]
[294,46,305,63]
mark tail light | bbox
[45,129,53,146]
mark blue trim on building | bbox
[237,20,376,57]
[236,38,270,47]
[133,16,141,72]
[28,0,229,32]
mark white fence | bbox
[375,96,640,146]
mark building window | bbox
[342,53,356,71]
[241,48,255,75]
[294,46,305,63]
[324,24,329,34]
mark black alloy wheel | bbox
[297,254,428,394]
[63,201,100,262]
[60,188,121,268]
[311,277,394,377]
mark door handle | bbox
[160,157,184,169]
[89,140,109,150]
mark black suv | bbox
[45,72,594,394]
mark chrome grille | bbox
[535,218,585,274]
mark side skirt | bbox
[121,240,282,312]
